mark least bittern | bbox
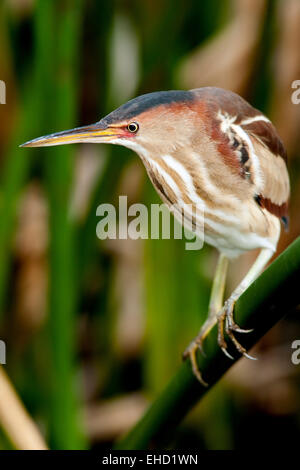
[21,87,290,385]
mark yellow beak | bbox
[20,123,120,148]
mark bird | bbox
[21,87,290,385]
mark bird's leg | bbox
[218,248,274,359]
[200,253,229,348]
[183,253,229,385]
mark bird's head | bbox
[21,90,202,158]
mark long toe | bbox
[183,340,208,386]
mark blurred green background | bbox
[0,0,300,450]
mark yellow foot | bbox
[183,300,256,384]
[183,325,213,386]
[217,298,256,361]
[182,340,208,386]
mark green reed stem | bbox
[39,0,86,449]
[116,236,300,449]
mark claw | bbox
[184,295,256,384]
[243,352,257,361]
[231,326,254,334]
[196,338,207,358]
[218,298,255,361]
[183,324,214,386]
[183,342,208,387]
[221,347,234,360]
[226,315,253,334]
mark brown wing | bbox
[242,121,290,227]
[192,87,290,227]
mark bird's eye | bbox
[127,122,139,133]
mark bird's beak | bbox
[20,122,121,148]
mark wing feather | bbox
[244,123,290,225]
[193,87,290,225]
